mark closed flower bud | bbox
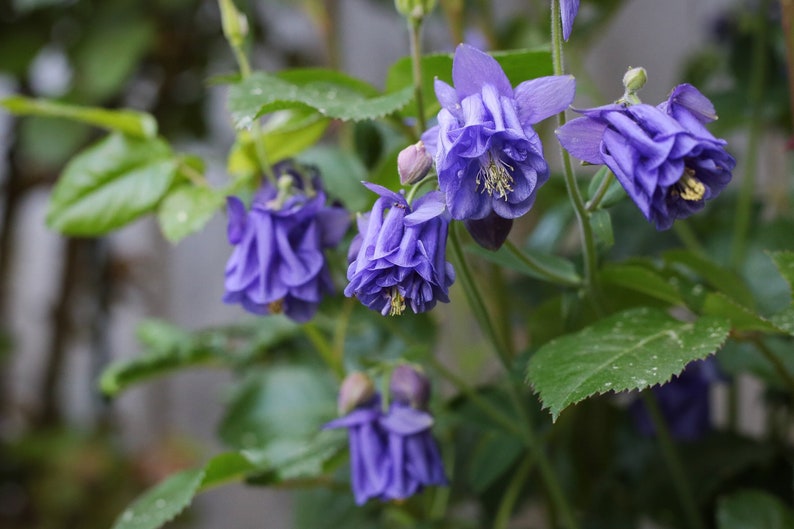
[463,211,514,251]
[390,365,431,410]
[622,67,648,94]
[398,141,434,186]
[394,0,436,19]
[338,372,377,415]
[219,0,248,46]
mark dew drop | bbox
[176,211,188,223]
[122,510,134,522]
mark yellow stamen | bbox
[268,299,284,314]
[476,153,514,200]
[672,168,705,201]
[388,287,406,316]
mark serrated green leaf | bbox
[110,468,205,529]
[200,452,257,491]
[158,185,225,243]
[465,243,581,286]
[717,490,794,529]
[526,307,731,421]
[663,249,755,308]
[1,96,157,138]
[228,70,413,127]
[768,251,794,299]
[600,264,685,305]
[47,134,178,236]
[701,292,787,334]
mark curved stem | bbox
[730,0,770,267]
[504,240,582,287]
[584,167,613,212]
[550,0,602,313]
[641,391,706,529]
[408,17,428,134]
[303,322,342,379]
[493,453,536,529]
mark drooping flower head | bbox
[630,357,722,441]
[557,83,735,230]
[324,368,447,504]
[422,44,576,222]
[380,366,447,500]
[560,0,580,41]
[223,161,350,322]
[345,183,455,316]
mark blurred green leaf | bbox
[527,307,731,421]
[717,490,794,529]
[600,263,685,306]
[157,184,224,243]
[466,243,581,286]
[702,292,788,334]
[243,429,346,485]
[46,133,178,236]
[466,431,524,493]
[768,251,794,300]
[591,209,614,249]
[1,96,157,138]
[586,168,626,208]
[297,146,370,212]
[18,117,91,169]
[228,69,413,127]
[663,249,756,308]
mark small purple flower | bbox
[345,183,455,316]
[422,44,576,221]
[561,0,580,41]
[630,358,722,441]
[557,84,736,230]
[223,162,350,322]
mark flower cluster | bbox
[325,368,447,504]
[557,83,736,230]
[345,183,455,316]
[223,161,350,322]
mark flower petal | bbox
[514,75,576,125]
[556,116,607,164]
[452,44,512,99]
[561,0,580,41]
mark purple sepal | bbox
[464,211,514,251]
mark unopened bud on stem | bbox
[338,372,376,415]
[398,141,434,186]
[219,0,249,47]
[390,365,431,410]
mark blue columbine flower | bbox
[556,83,736,230]
[325,369,447,504]
[223,161,350,322]
[422,44,576,221]
[345,183,455,316]
[380,366,447,500]
[561,0,580,41]
[630,358,722,441]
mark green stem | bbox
[408,17,427,134]
[504,240,582,287]
[178,159,210,187]
[730,0,770,267]
[584,167,613,212]
[550,0,602,313]
[303,323,342,378]
[752,337,794,399]
[493,453,536,529]
[641,391,706,529]
[673,222,706,257]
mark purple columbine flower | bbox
[379,366,447,500]
[556,84,736,230]
[345,183,455,316]
[223,161,350,323]
[560,0,580,41]
[630,358,722,441]
[422,44,576,222]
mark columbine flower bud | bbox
[338,372,376,415]
[397,141,433,186]
[394,0,437,19]
[219,0,249,46]
[622,67,648,94]
[390,365,431,410]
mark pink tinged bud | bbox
[390,365,431,410]
[338,372,376,415]
[398,141,434,186]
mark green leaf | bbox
[297,146,370,212]
[243,429,347,484]
[591,210,614,249]
[465,243,581,286]
[47,134,178,236]
[717,490,794,529]
[466,431,524,493]
[586,168,626,208]
[110,468,205,529]
[1,96,157,138]
[600,264,685,305]
[228,69,413,127]
[157,185,225,243]
[701,292,787,334]
[768,251,794,300]
[111,452,257,529]
[526,307,731,421]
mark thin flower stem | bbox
[178,159,210,187]
[408,17,428,134]
[584,167,613,212]
[303,322,343,379]
[550,0,603,314]
[493,452,536,529]
[752,337,794,399]
[731,0,770,267]
[504,240,582,287]
[430,357,528,441]
[673,222,706,257]
[640,391,706,529]
[449,223,580,529]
